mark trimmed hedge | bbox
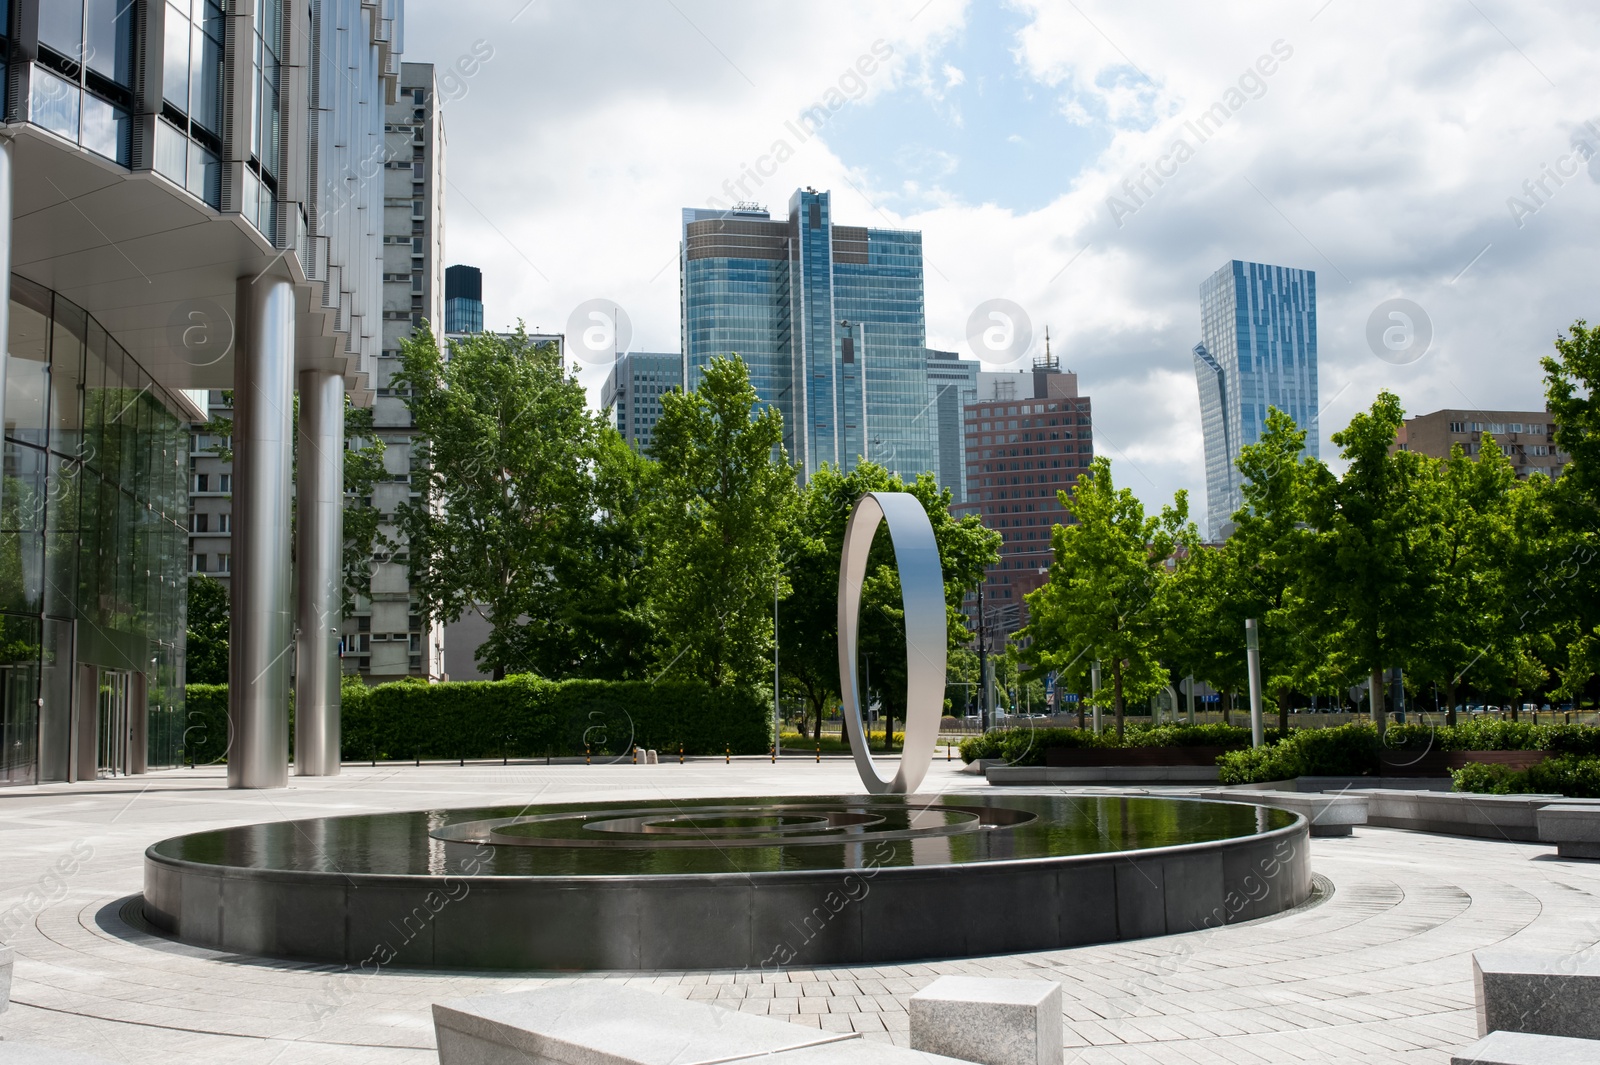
[1452,754,1600,797]
[179,676,769,764]
[339,674,769,760]
[960,723,1255,767]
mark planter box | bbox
[1378,748,1551,777]
[1045,746,1232,768]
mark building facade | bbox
[926,349,979,504]
[4,0,402,787]
[186,61,445,684]
[1193,260,1319,537]
[1393,409,1564,477]
[681,189,932,483]
[602,351,682,452]
[957,358,1093,638]
[444,264,483,334]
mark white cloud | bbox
[407,0,1600,523]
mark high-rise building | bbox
[602,352,682,453]
[1193,260,1319,537]
[3,0,401,787]
[445,265,484,334]
[1393,409,1565,478]
[957,352,1092,638]
[189,61,447,685]
[681,189,932,482]
[926,349,980,504]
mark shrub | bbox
[1450,761,1522,794]
[1455,754,1600,798]
[1217,741,1302,785]
[958,722,1253,766]
[181,683,230,765]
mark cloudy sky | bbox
[406,0,1600,519]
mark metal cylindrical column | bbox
[1246,618,1264,748]
[229,276,295,789]
[295,370,344,776]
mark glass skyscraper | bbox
[681,189,932,482]
[445,265,485,335]
[1193,260,1318,536]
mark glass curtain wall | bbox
[0,277,189,785]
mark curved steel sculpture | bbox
[837,492,947,794]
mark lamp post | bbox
[1245,618,1264,747]
[773,576,780,757]
[1090,661,1102,734]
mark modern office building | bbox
[1393,409,1564,478]
[957,352,1092,638]
[444,264,483,334]
[681,189,933,483]
[1193,260,1319,537]
[602,351,682,452]
[926,349,979,504]
[187,61,446,685]
[2,0,402,788]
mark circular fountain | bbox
[142,792,1310,969]
[145,495,1312,969]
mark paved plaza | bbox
[1,758,1595,1064]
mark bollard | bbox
[725,744,730,764]
[947,743,951,761]
[679,744,684,764]
[771,745,775,764]
[586,745,590,765]
[816,744,820,763]
[633,748,638,765]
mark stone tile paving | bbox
[1,762,1597,1063]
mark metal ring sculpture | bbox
[837,492,948,794]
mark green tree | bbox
[1542,319,1600,704]
[1022,456,1189,738]
[397,325,615,679]
[1300,392,1436,735]
[646,356,795,690]
[186,575,229,684]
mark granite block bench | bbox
[1453,1030,1600,1064]
[1189,789,1367,836]
[1538,804,1600,859]
[910,976,1062,1065]
[1475,949,1600,1040]
[1346,790,1600,841]
[433,983,974,1065]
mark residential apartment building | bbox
[187,61,447,684]
[926,349,979,504]
[1193,260,1319,537]
[1393,409,1565,477]
[602,352,682,452]
[957,354,1093,638]
[4,0,401,787]
[681,189,932,483]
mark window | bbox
[218,474,231,492]
[158,0,224,203]
[217,553,230,573]
[192,554,207,572]
[217,514,230,533]
[193,473,208,492]
[357,616,371,632]
[191,513,208,533]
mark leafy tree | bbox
[776,461,998,748]
[1300,392,1436,735]
[1542,319,1600,703]
[186,575,229,684]
[645,356,795,690]
[1022,456,1189,738]
[397,325,617,679]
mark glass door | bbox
[96,668,132,777]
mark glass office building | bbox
[602,352,682,453]
[1194,260,1318,536]
[445,264,484,335]
[681,189,933,482]
[1,279,190,784]
[1,0,401,786]
[926,349,979,504]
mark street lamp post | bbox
[1245,618,1264,748]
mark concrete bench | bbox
[1453,1031,1600,1064]
[911,976,1062,1065]
[1475,949,1600,1039]
[433,983,973,1065]
[1190,789,1367,836]
[1347,790,1600,841]
[1538,804,1600,858]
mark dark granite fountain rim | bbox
[143,794,1306,887]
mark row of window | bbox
[1447,421,1548,435]
[190,513,230,533]
[192,552,230,573]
